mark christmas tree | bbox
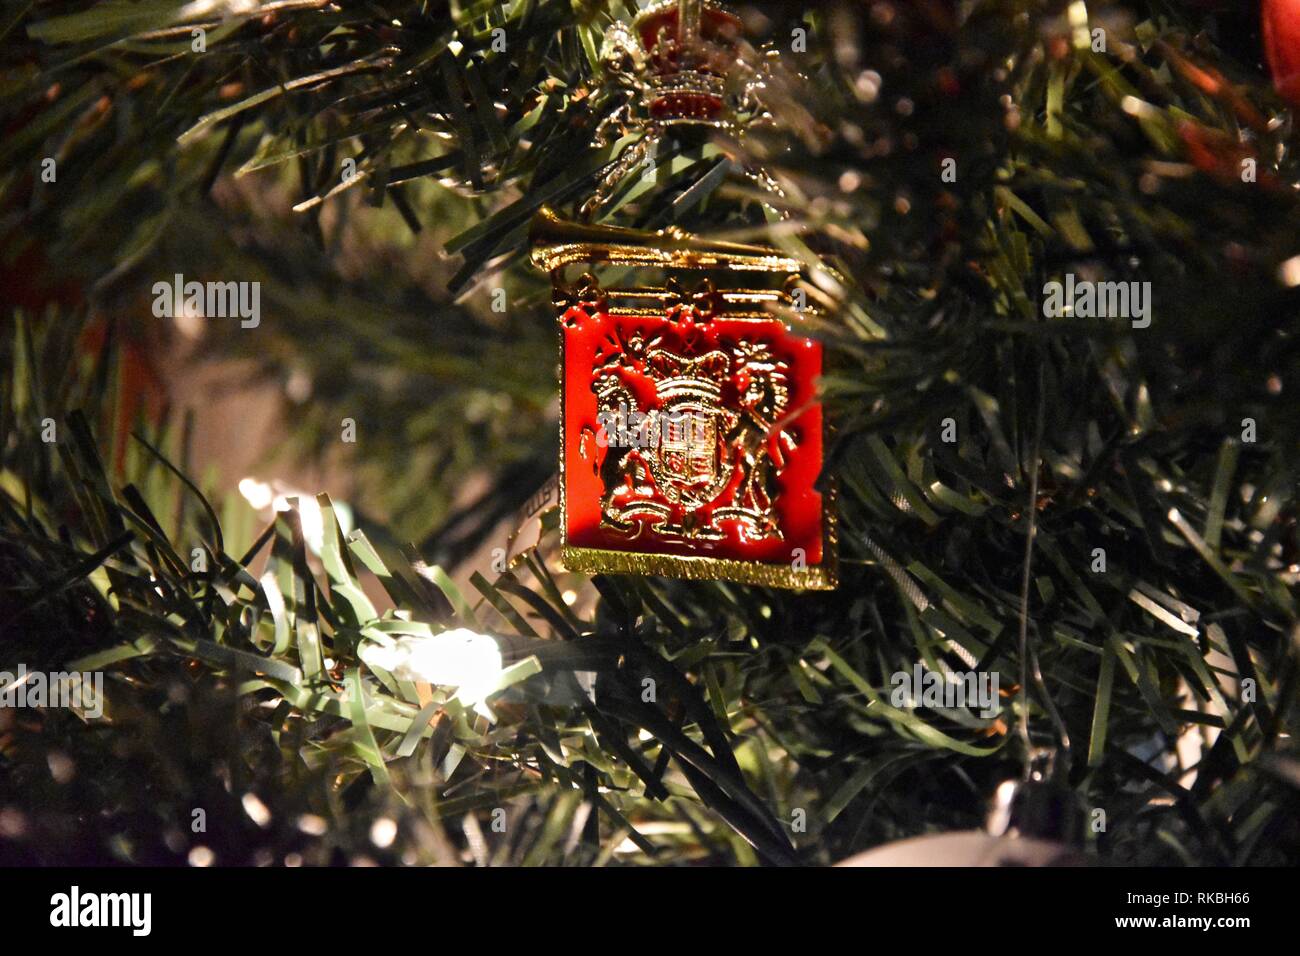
[1,0,1297,867]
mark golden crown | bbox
[605,0,743,125]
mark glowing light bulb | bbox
[238,477,352,555]
[238,477,274,510]
[360,629,503,709]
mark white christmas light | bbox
[238,477,353,554]
[360,629,503,709]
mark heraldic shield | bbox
[530,207,837,590]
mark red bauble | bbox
[1263,0,1300,106]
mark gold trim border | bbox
[561,544,837,590]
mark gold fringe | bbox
[561,545,838,590]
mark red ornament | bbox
[1263,0,1300,106]
[531,209,837,590]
